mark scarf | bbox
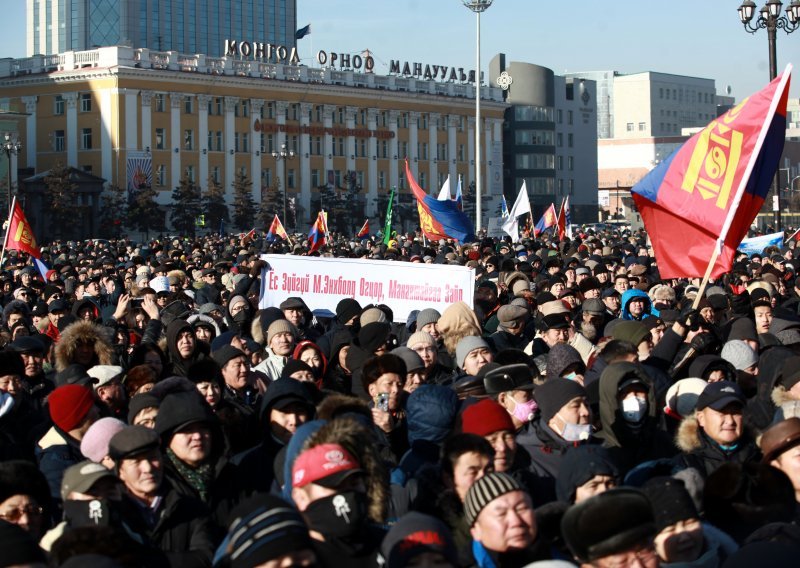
[167,448,214,502]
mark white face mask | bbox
[621,395,648,423]
[556,413,592,442]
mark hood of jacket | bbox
[621,289,651,320]
[54,319,115,371]
[293,340,328,378]
[406,384,459,445]
[186,313,221,339]
[597,361,657,448]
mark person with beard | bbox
[579,299,607,345]
[292,442,386,567]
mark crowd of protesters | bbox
[0,226,799,567]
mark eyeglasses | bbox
[0,505,43,522]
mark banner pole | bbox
[690,242,722,310]
[0,196,17,271]
[785,227,799,243]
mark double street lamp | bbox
[271,142,295,226]
[738,0,800,230]
[463,0,493,234]
[2,132,22,213]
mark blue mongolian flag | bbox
[405,160,475,243]
[631,67,791,279]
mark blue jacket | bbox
[621,289,652,320]
[35,426,84,502]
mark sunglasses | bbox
[0,505,43,522]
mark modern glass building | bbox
[27,0,297,57]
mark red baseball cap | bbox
[292,443,363,488]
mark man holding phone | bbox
[361,354,406,438]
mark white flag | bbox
[502,181,531,242]
[437,175,452,201]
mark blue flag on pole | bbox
[295,24,311,39]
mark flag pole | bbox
[0,196,18,271]
[785,227,799,243]
[690,243,723,311]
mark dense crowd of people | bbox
[0,227,799,567]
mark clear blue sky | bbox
[3,0,798,100]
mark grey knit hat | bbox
[416,308,441,331]
[720,340,758,371]
[464,472,523,526]
[267,319,297,344]
[456,336,491,369]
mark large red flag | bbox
[266,215,289,241]
[631,67,791,279]
[4,200,40,258]
[556,198,566,240]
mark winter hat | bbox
[360,307,387,326]
[224,494,314,568]
[60,460,118,501]
[211,345,246,368]
[87,365,124,388]
[760,417,800,463]
[464,472,522,526]
[407,330,436,349]
[778,356,800,390]
[664,378,708,420]
[415,308,441,331]
[336,298,362,325]
[380,512,458,568]
[0,519,46,567]
[497,304,528,330]
[545,344,585,382]
[155,391,217,440]
[0,460,50,512]
[390,347,425,373]
[460,399,514,437]
[49,384,95,432]
[127,393,161,424]
[535,378,587,423]
[721,340,759,371]
[228,295,248,316]
[556,445,620,503]
[280,359,314,380]
[728,317,758,342]
[358,321,391,353]
[267,319,297,344]
[80,417,127,463]
[561,488,656,564]
[108,425,161,461]
[642,477,699,532]
[455,336,491,369]
[611,320,650,346]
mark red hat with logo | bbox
[460,399,515,437]
[292,443,364,488]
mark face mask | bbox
[0,392,14,419]
[563,372,579,382]
[232,310,249,325]
[621,396,648,423]
[510,397,537,423]
[302,491,367,539]
[556,414,592,442]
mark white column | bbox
[170,93,183,188]
[299,102,313,222]
[367,108,378,216]
[123,89,139,150]
[484,119,492,198]
[224,96,238,200]
[275,101,288,192]
[21,96,37,169]
[447,114,458,183]
[388,111,399,189]
[250,99,264,198]
[429,113,439,194]
[64,93,78,167]
[100,89,114,183]
[140,91,153,151]
[467,117,476,189]
[322,105,334,176]
[197,94,211,190]
[345,106,357,174]
[408,111,419,181]
[491,118,503,198]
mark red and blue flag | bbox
[308,211,328,253]
[356,219,369,238]
[534,204,558,237]
[631,67,791,279]
[266,215,289,242]
[405,160,475,242]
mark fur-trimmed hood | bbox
[772,385,798,407]
[675,413,702,453]
[54,320,115,371]
[300,416,389,524]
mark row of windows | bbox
[514,177,575,196]
[514,106,554,122]
[657,86,714,105]
[626,122,647,132]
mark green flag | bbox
[383,187,395,246]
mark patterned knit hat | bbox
[464,472,523,526]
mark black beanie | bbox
[280,359,313,380]
[336,298,362,325]
[556,445,619,504]
[641,477,698,532]
[211,345,246,368]
[358,321,391,353]
[534,378,587,423]
[779,356,800,390]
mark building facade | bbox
[0,46,507,232]
[489,54,598,223]
[27,0,297,58]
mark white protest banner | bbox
[259,254,474,322]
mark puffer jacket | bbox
[54,319,116,371]
[673,413,760,479]
[621,289,652,320]
[35,425,85,502]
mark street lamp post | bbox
[271,142,295,226]
[463,0,493,235]
[2,133,22,214]
[738,0,800,231]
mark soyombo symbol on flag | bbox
[4,199,40,257]
[631,67,791,279]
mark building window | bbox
[215,131,223,151]
[557,156,563,170]
[262,168,272,187]
[54,130,65,151]
[239,166,247,177]
[567,134,573,148]
[568,156,574,171]
[185,165,195,182]
[287,169,295,188]
[557,110,563,124]
[418,171,424,189]
[157,165,166,185]
[234,133,241,153]
[421,114,428,130]
[569,179,575,194]
[312,169,320,187]
[338,137,345,157]
[155,128,165,150]
[212,166,220,184]
[659,88,664,98]
[568,110,573,125]
[638,122,646,131]
[242,100,249,117]
[215,97,222,115]
[313,137,321,155]
[54,95,64,116]
[381,140,388,159]
[81,128,92,149]
[422,143,428,160]
[184,97,193,114]
[557,133,563,147]
[242,133,249,153]
[359,139,366,157]
[626,123,634,132]
[184,129,194,150]
[80,93,92,112]
[155,94,165,112]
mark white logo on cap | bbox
[720,387,735,394]
[293,469,305,484]
[323,449,351,470]
[79,463,106,475]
